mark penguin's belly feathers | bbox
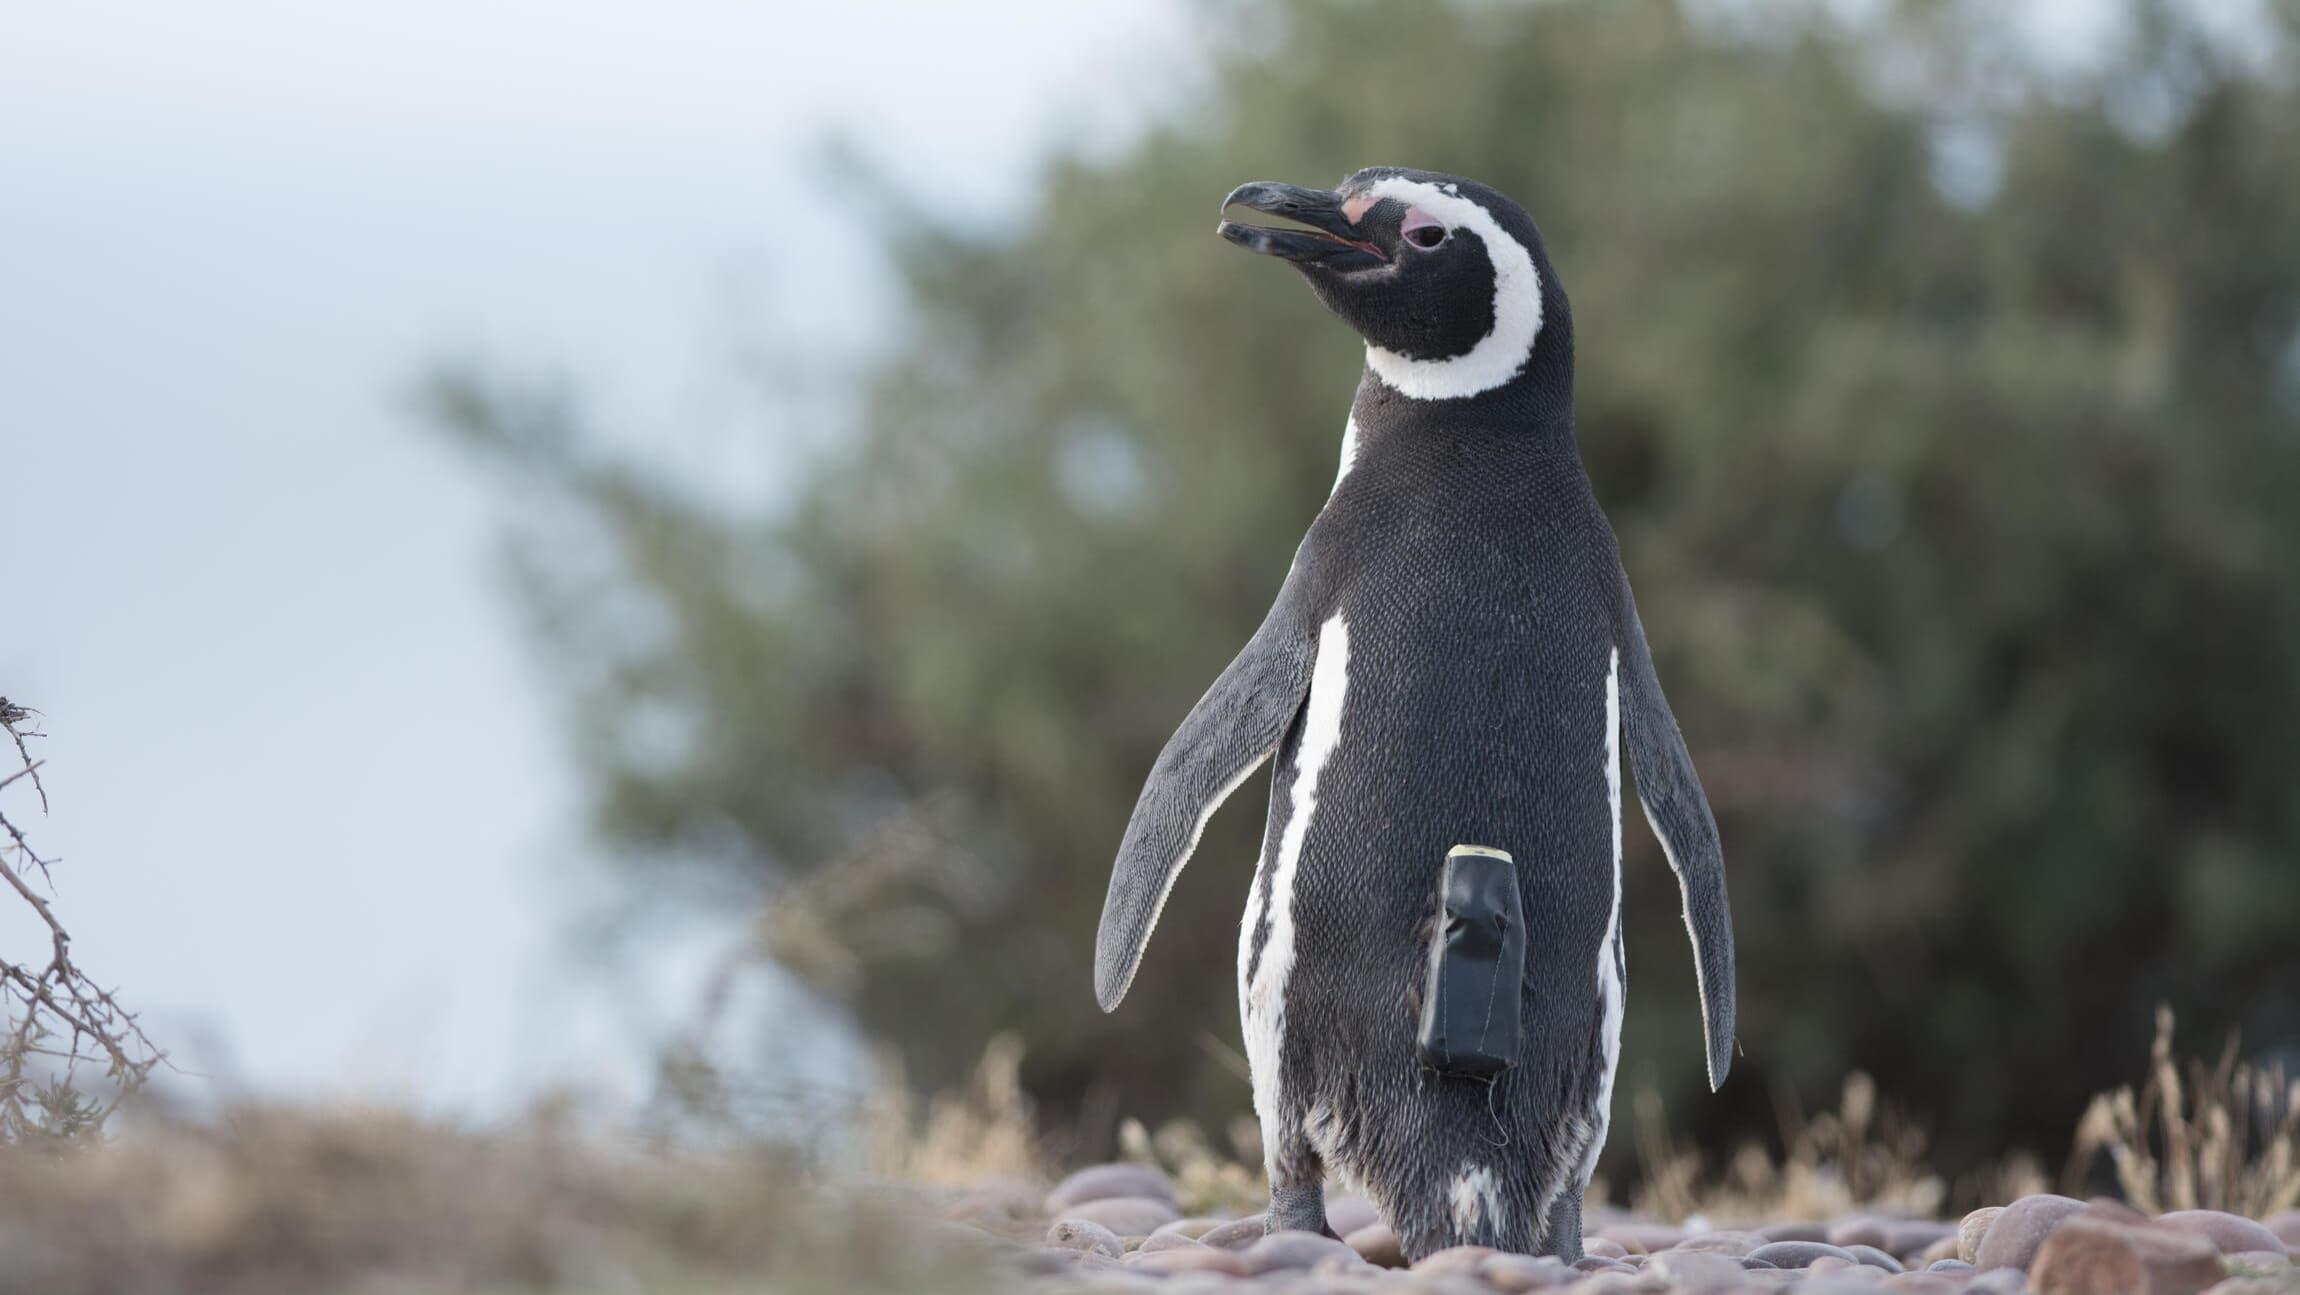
[1236,485,1628,1178]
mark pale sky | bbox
[0,0,1189,1115]
[0,0,2217,1119]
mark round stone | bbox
[1650,1249,1749,1287]
[1959,1207,2006,1265]
[1347,1222,1406,1268]
[1151,1216,1231,1239]
[1848,1244,1909,1272]
[2265,1212,2300,1250]
[2156,1211,2290,1257]
[1482,1253,1577,1291]
[1886,1222,1960,1259]
[1197,1214,1270,1250]
[1880,1274,1959,1294]
[2030,1219,2146,1295]
[1046,1164,1176,1213]
[2043,1218,2223,1295]
[1137,1231,1207,1254]
[1584,1238,1630,1260]
[1046,1218,1127,1260]
[1763,1222,1834,1244]
[1749,1240,1863,1268]
[1058,1195,1181,1238]
[1674,1231,1770,1257]
[1126,1245,1250,1276]
[1327,1193,1382,1237]
[1962,1268,2030,1295]
[1242,1229,1362,1274]
[2201,1281,2300,1295]
[1413,1244,1500,1275]
[1604,1224,1685,1254]
[1921,1235,1964,1267]
[1974,1195,2088,1271]
[1929,1259,1977,1273]
[1833,1219,1894,1251]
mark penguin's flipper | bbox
[1094,597,1315,1012]
[1616,575,1737,1090]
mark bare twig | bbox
[1,695,163,1141]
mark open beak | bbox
[1217,181,1388,271]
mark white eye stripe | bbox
[1359,177,1544,401]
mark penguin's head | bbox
[1217,167,1567,405]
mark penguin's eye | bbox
[1401,206,1447,250]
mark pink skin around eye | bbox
[1400,206,1444,240]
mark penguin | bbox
[1090,168,1736,1262]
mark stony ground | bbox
[941,1164,2300,1295]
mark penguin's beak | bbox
[1217,182,1388,271]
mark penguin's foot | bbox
[1267,1183,1338,1239]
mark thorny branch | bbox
[0,696,163,1141]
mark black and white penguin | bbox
[1091,168,1736,1261]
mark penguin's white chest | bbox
[1236,613,1351,1168]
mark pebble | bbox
[1046,1218,1127,1260]
[2225,1251,2291,1271]
[1887,1222,1961,1256]
[1125,1245,1251,1276]
[2202,1281,2300,1295]
[1483,1253,1578,1291]
[1673,1230,1769,1256]
[1606,1224,1687,1254]
[1059,1195,1182,1238]
[2265,1212,2300,1250]
[1921,1235,1964,1267]
[1750,1240,1863,1268]
[2155,1210,2290,1257]
[2028,1218,2147,1295]
[1199,1214,1272,1250]
[1960,1207,2006,1265]
[2037,1217,2224,1295]
[1648,1248,1748,1287]
[1848,1244,1909,1272]
[1152,1216,1231,1239]
[1327,1193,1382,1236]
[1929,1259,1977,1273]
[1415,1244,1500,1275]
[1961,1268,2029,1295]
[1348,1222,1406,1268]
[1574,1256,1634,1273]
[1833,1219,1894,1251]
[1974,1195,2088,1271]
[1046,1164,1176,1213]
[1136,1230,1208,1254]
[1241,1229,1362,1274]
[1745,1257,1782,1269]
[1018,1246,1084,1275]
[1763,1222,1834,1243]
[1584,1239,1630,1260]
[1880,1275,1959,1294]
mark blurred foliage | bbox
[429,0,2300,1179]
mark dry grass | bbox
[2069,1005,2300,1218]
[861,1030,1042,1187]
[0,1100,999,1295]
[1625,1070,1948,1224]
